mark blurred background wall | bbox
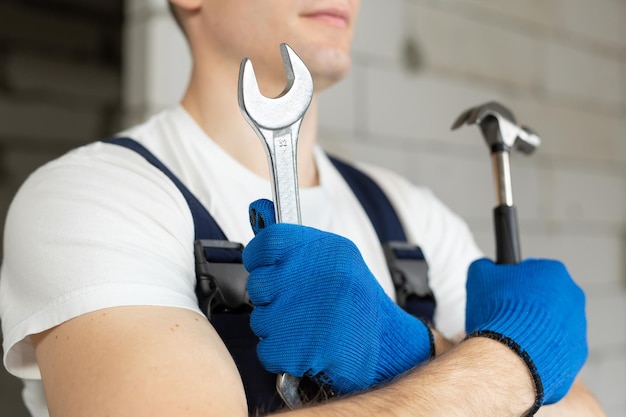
[0,0,624,416]
[0,1,123,415]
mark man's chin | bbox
[304,47,352,91]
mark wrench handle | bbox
[266,128,302,225]
[255,126,302,225]
[493,205,521,264]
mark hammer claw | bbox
[450,107,475,130]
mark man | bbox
[0,1,603,416]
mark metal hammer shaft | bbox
[492,151,521,264]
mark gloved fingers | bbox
[249,198,276,235]
[466,257,496,283]
[468,257,584,299]
[243,223,329,270]
[250,299,317,339]
[256,338,311,377]
[246,265,283,306]
[468,256,571,278]
[243,223,290,270]
[249,304,275,339]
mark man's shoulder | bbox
[9,138,190,231]
[117,105,195,151]
[23,140,163,187]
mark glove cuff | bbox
[377,310,434,383]
[466,302,579,411]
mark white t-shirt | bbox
[0,106,482,417]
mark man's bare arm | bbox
[288,337,536,417]
[434,333,606,417]
[34,307,538,417]
[32,306,248,417]
[292,340,604,417]
[35,306,602,417]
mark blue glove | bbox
[243,199,434,394]
[465,258,588,409]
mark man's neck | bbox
[180,64,320,188]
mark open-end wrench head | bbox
[238,43,314,131]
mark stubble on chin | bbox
[305,47,353,91]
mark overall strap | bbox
[103,137,246,307]
[328,155,435,321]
[328,156,409,243]
[103,137,228,242]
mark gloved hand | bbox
[243,199,434,394]
[465,258,588,409]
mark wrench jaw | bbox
[238,58,264,138]
[277,44,296,96]
[238,44,314,131]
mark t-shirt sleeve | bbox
[356,163,484,340]
[0,143,201,379]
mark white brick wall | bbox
[552,0,626,49]
[510,98,626,165]
[406,4,539,89]
[541,40,625,108]
[124,0,626,414]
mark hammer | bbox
[451,102,541,264]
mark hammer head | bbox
[451,101,541,154]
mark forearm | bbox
[283,337,536,417]
[536,379,606,417]
[430,336,606,417]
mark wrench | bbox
[238,43,314,409]
[238,43,313,225]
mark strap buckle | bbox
[383,241,435,311]
[194,239,252,319]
